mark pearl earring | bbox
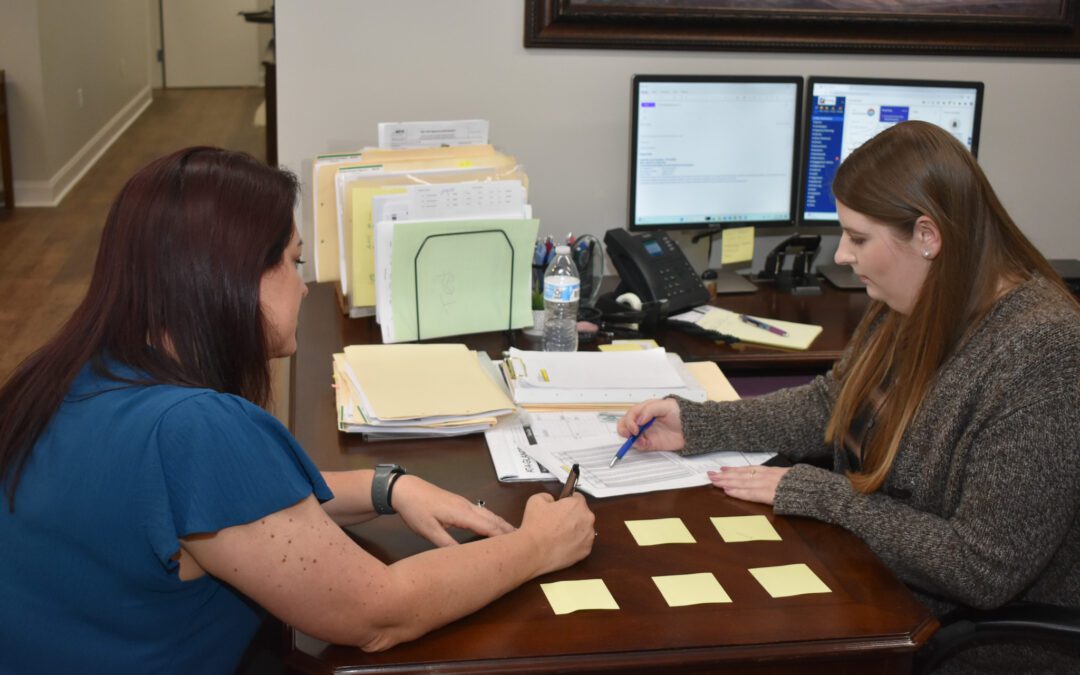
[922,250,932,259]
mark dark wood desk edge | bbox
[285,618,938,674]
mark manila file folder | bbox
[313,153,372,283]
[342,344,513,420]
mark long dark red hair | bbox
[0,147,299,509]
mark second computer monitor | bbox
[800,76,984,225]
[630,75,803,231]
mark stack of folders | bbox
[332,344,515,439]
[500,347,708,412]
[311,139,539,345]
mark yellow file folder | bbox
[343,344,513,420]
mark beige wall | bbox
[1,0,153,205]
[0,0,50,181]
[276,0,1080,275]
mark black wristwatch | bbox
[371,464,407,515]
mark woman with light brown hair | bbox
[619,121,1080,672]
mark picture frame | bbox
[524,0,1080,58]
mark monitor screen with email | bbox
[629,75,803,232]
[799,77,984,225]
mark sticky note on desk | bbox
[598,339,660,352]
[540,579,619,615]
[625,518,696,546]
[710,515,781,543]
[749,563,831,598]
[652,572,732,607]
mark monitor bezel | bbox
[798,75,985,228]
[628,74,804,232]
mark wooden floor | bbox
[0,88,266,383]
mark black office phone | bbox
[603,229,709,316]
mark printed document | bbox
[377,119,489,149]
[523,436,773,498]
[484,411,623,482]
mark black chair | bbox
[914,601,1080,674]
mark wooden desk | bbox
[285,283,933,674]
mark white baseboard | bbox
[13,86,153,207]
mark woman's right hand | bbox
[616,398,685,452]
[518,492,595,576]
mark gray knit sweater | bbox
[676,276,1080,672]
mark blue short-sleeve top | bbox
[0,361,333,674]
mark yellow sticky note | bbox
[598,339,660,352]
[540,579,619,615]
[625,518,696,546]
[720,226,755,265]
[710,515,782,543]
[749,563,831,598]
[652,572,732,607]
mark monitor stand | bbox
[705,269,758,294]
[817,263,866,290]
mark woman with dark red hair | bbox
[0,147,594,674]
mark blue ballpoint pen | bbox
[609,418,656,468]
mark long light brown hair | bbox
[826,121,1077,493]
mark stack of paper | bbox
[523,436,775,498]
[485,361,743,483]
[500,348,708,411]
[333,344,514,439]
[310,136,534,326]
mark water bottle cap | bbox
[555,245,571,254]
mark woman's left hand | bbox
[391,475,516,547]
[708,465,789,506]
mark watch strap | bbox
[372,464,406,515]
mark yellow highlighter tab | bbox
[540,579,619,615]
[710,515,782,543]
[625,518,696,546]
[652,572,732,607]
[748,563,831,598]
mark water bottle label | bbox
[543,278,580,303]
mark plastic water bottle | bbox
[542,245,580,352]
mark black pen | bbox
[558,463,580,499]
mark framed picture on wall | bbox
[525,0,1080,57]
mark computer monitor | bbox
[800,76,984,226]
[629,75,803,232]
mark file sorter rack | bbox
[413,229,517,343]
